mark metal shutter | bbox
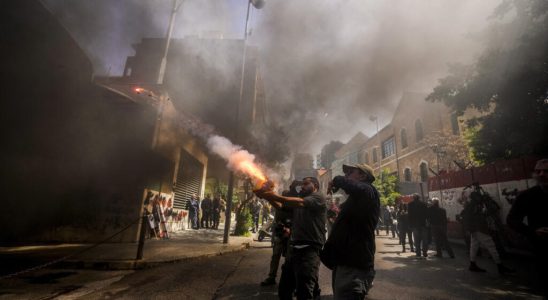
[173,149,203,209]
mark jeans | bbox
[412,227,429,255]
[399,229,414,251]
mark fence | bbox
[427,156,539,239]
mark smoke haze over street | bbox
[43,0,502,154]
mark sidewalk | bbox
[0,225,253,277]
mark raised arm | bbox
[332,176,375,198]
[255,191,305,208]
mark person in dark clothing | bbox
[507,159,548,296]
[462,189,514,275]
[408,194,429,257]
[383,206,395,237]
[212,195,222,229]
[250,199,263,233]
[260,181,297,287]
[428,199,454,258]
[200,194,213,229]
[187,193,200,230]
[397,204,414,253]
[324,163,380,299]
[255,177,326,300]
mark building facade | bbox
[328,92,468,198]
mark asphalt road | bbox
[0,235,543,299]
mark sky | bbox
[42,0,502,156]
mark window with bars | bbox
[404,168,412,182]
[382,136,396,159]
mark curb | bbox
[54,242,251,271]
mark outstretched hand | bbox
[253,180,275,198]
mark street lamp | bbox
[157,0,184,85]
[369,115,381,178]
[223,0,265,244]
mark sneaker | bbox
[469,262,486,272]
[260,277,276,286]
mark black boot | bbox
[260,277,276,286]
[469,262,486,272]
[497,264,516,275]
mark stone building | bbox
[330,132,369,177]
[330,92,466,197]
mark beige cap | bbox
[342,163,375,182]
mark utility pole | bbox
[224,0,265,244]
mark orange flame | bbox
[238,160,267,183]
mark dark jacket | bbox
[408,199,428,229]
[326,176,380,270]
[507,185,548,246]
[397,211,410,232]
[428,206,448,230]
[461,198,490,234]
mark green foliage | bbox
[234,207,253,236]
[205,178,239,204]
[427,0,548,163]
[373,169,401,206]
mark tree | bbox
[423,131,477,170]
[427,0,548,163]
[373,169,401,206]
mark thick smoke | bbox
[43,0,502,154]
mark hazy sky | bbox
[43,0,502,155]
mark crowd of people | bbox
[187,193,225,230]
[252,158,547,299]
[375,196,454,258]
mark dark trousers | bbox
[399,229,414,251]
[201,211,211,228]
[432,226,454,257]
[267,237,286,279]
[412,227,429,255]
[252,215,260,232]
[279,246,295,300]
[212,212,220,229]
[385,222,396,238]
[279,246,321,300]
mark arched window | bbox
[404,168,412,182]
[415,119,424,142]
[400,128,408,149]
[372,148,378,163]
[419,162,428,182]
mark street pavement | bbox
[0,234,543,299]
[0,225,250,276]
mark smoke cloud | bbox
[43,0,502,155]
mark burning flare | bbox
[206,135,267,185]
